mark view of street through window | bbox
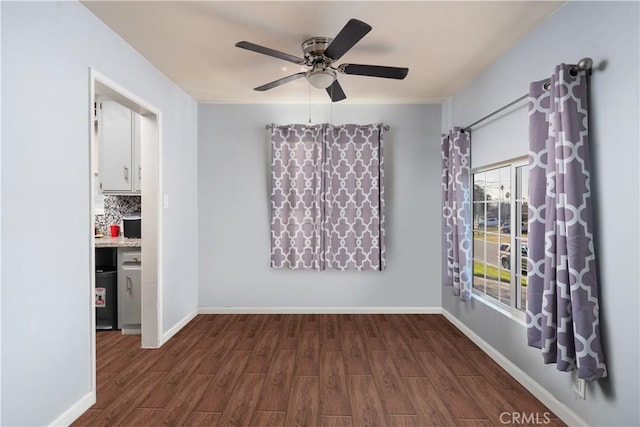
[472,162,528,310]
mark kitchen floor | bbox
[73,314,565,426]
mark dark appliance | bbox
[96,266,117,330]
[123,212,141,238]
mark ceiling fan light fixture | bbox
[306,67,336,89]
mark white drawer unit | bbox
[121,251,142,264]
[117,248,141,333]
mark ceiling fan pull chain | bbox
[308,82,312,124]
[330,85,333,125]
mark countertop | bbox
[95,235,141,248]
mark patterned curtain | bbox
[323,124,385,270]
[270,125,324,269]
[270,123,385,271]
[526,64,607,380]
[441,128,472,301]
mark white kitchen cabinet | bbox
[117,248,141,333]
[98,98,141,194]
[133,117,142,193]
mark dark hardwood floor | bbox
[73,314,565,426]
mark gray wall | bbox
[1,2,199,425]
[441,2,639,426]
[198,104,441,308]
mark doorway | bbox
[89,69,163,393]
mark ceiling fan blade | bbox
[324,19,372,61]
[254,72,306,91]
[339,64,409,79]
[326,80,347,102]
[236,41,306,65]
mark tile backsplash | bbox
[95,195,141,234]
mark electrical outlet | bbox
[572,370,586,399]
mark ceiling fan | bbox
[235,19,409,102]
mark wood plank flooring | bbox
[73,314,565,426]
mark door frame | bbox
[89,68,164,395]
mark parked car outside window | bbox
[499,243,528,271]
[478,217,499,227]
[500,222,528,233]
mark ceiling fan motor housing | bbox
[302,37,336,89]
[302,37,333,64]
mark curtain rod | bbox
[462,57,594,132]
[266,123,391,131]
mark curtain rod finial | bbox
[577,57,593,71]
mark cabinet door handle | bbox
[124,166,129,181]
[138,166,141,180]
[126,276,132,294]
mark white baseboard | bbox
[441,309,588,427]
[198,306,442,314]
[161,308,198,345]
[49,309,197,426]
[121,323,141,335]
[49,391,95,427]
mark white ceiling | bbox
[82,1,565,104]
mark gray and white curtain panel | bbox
[526,64,607,380]
[441,128,472,301]
[270,123,385,271]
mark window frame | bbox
[470,157,529,320]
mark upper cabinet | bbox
[133,116,141,193]
[97,98,141,194]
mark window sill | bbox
[471,290,526,325]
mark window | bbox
[472,160,529,311]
